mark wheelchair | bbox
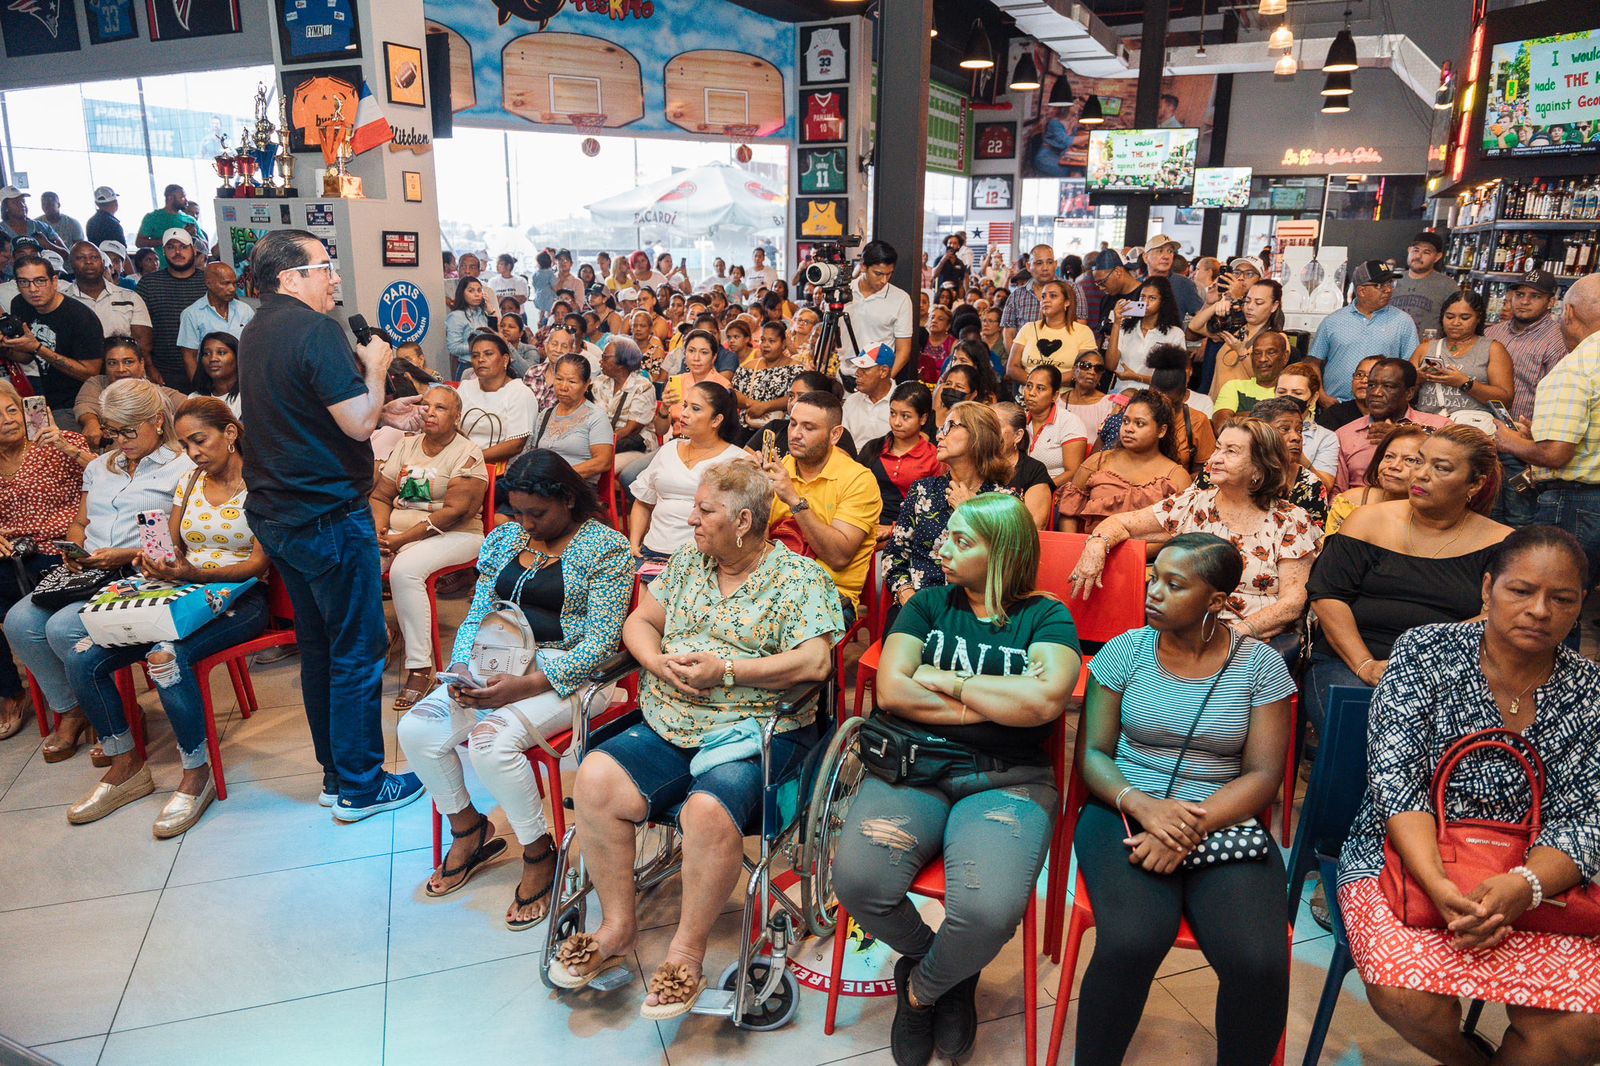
[539,650,868,1031]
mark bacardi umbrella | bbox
[585,163,786,233]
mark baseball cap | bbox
[848,343,896,371]
[1145,233,1181,254]
[98,239,129,260]
[93,186,119,205]
[161,227,194,247]
[1409,230,1444,253]
[1513,268,1559,295]
[616,287,640,301]
[12,236,41,255]
[0,185,25,202]
[1350,260,1397,287]
[1227,256,1266,276]
[40,250,64,272]
[1090,249,1124,272]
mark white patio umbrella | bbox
[585,163,786,232]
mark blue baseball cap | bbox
[1091,249,1124,271]
[848,342,895,371]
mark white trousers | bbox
[384,529,485,670]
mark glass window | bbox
[1325,174,1427,222]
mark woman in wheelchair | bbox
[549,459,844,1018]
[832,492,1082,1066]
[1074,533,1294,1065]
[396,449,632,929]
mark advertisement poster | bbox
[420,0,795,141]
[1008,38,1217,179]
[382,230,420,268]
[1482,32,1600,156]
[1086,128,1198,194]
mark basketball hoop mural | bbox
[378,281,431,344]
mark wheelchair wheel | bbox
[718,960,800,1031]
[799,714,866,939]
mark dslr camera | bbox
[0,313,25,341]
[801,235,862,308]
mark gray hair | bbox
[701,459,774,533]
[99,378,178,470]
[605,336,644,373]
[994,401,1028,435]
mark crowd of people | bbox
[7,185,1600,1064]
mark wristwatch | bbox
[952,669,975,703]
[791,497,811,515]
[722,659,736,687]
[1459,376,1477,394]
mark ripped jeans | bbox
[832,764,1057,1001]
[66,588,270,769]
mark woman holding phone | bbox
[62,397,269,836]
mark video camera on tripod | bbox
[801,235,862,378]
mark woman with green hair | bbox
[832,491,1083,1066]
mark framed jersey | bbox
[86,0,139,44]
[145,0,239,41]
[798,147,847,195]
[969,174,1014,212]
[795,197,846,240]
[974,122,1017,161]
[799,22,849,86]
[275,0,361,63]
[799,88,847,145]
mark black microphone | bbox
[348,314,395,347]
[352,314,443,393]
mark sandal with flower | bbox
[640,959,707,1021]
[547,932,630,990]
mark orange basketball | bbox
[581,137,600,157]
[735,144,753,164]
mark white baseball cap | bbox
[40,250,65,272]
[161,227,194,247]
[93,186,118,205]
[98,239,129,260]
[0,185,26,202]
[617,287,640,301]
[1227,256,1266,276]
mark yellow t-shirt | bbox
[1214,378,1277,416]
[768,447,883,608]
[1014,321,1098,375]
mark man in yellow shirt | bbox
[764,390,882,617]
[1213,330,1289,431]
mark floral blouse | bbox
[643,542,845,746]
[883,474,1012,597]
[731,361,805,429]
[450,519,633,698]
[1338,622,1600,887]
[1151,486,1321,621]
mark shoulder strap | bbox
[1162,632,1242,797]
[179,466,204,515]
[532,404,556,447]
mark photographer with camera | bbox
[3,254,105,425]
[238,229,423,822]
[842,240,915,381]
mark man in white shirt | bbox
[64,240,152,359]
[748,247,779,291]
[486,254,529,308]
[700,257,730,290]
[176,262,254,385]
[843,240,915,381]
[841,343,896,444]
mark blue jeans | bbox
[252,500,388,798]
[1493,455,1541,528]
[1304,651,1370,739]
[0,554,58,699]
[1534,484,1600,590]
[5,593,91,715]
[70,587,268,769]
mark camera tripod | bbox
[809,285,861,381]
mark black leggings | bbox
[1074,802,1289,1065]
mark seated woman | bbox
[1060,390,1190,535]
[397,450,633,928]
[593,337,657,491]
[497,312,537,378]
[1249,397,1330,524]
[550,460,843,1015]
[1071,419,1320,653]
[75,336,186,450]
[833,493,1082,1065]
[1105,276,1187,392]
[456,330,535,468]
[995,402,1055,530]
[1273,361,1339,478]
[731,321,803,429]
[64,398,269,835]
[7,379,193,761]
[658,329,731,438]
[1074,533,1294,1065]
[884,403,1013,610]
[1019,365,1089,488]
[1006,280,1097,386]
[371,385,490,711]
[858,382,942,532]
[1409,289,1513,421]
[523,354,614,487]
[1337,527,1600,1066]
[628,382,746,567]
[1304,424,1509,735]
[1062,349,1118,441]
[0,382,86,740]
[940,339,1003,407]
[1325,423,1427,536]
[188,331,242,417]
[931,364,988,430]
[446,276,495,379]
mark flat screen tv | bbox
[1086,127,1199,196]
[1192,166,1253,208]
[1481,30,1600,156]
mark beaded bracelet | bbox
[1510,865,1544,909]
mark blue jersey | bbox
[280,0,357,59]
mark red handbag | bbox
[1379,728,1600,937]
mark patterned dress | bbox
[1151,487,1322,621]
[882,475,1011,598]
[1338,622,1600,1012]
[731,360,805,429]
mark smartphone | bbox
[1488,401,1519,428]
[50,539,90,561]
[23,396,48,441]
[137,510,177,564]
[436,668,484,690]
[1122,300,1148,318]
[1422,355,1444,372]
[761,428,777,466]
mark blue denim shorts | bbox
[595,719,819,833]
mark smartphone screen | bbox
[23,396,48,441]
[51,540,89,561]
[1488,401,1518,428]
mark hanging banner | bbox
[421,0,795,141]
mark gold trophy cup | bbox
[276,95,296,196]
[315,96,362,199]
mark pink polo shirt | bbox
[1333,407,1448,490]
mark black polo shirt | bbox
[10,292,104,410]
[239,293,372,527]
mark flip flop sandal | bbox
[0,706,26,741]
[506,839,557,931]
[424,815,507,898]
[640,960,707,1021]
[547,932,630,989]
[392,673,431,713]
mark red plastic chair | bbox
[422,466,497,671]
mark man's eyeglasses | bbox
[14,275,51,289]
[282,262,335,276]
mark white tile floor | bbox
[0,591,1506,1065]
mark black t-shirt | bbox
[1008,452,1055,499]
[889,585,1080,766]
[744,419,858,461]
[495,555,566,642]
[1317,398,1363,432]
[11,293,104,410]
[136,268,207,391]
[239,293,373,527]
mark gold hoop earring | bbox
[1200,611,1217,643]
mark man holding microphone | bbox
[239,229,423,820]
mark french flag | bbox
[351,79,393,156]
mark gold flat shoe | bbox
[67,764,155,825]
[152,777,216,839]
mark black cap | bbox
[1350,259,1397,287]
[1513,268,1559,295]
[1409,231,1444,253]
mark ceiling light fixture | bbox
[1321,93,1351,114]
[1010,51,1041,91]
[1268,23,1294,51]
[1080,94,1105,124]
[959,18,995,70]
[1321,70,1353,96]
[1323,8,1358,72]
[1258,0,1286,15]
[1274,52,1298,77]
[1047,76,1074,107]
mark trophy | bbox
[275,94,297,197]
[315,94,362,198]
[234,127,259,196]
[212,132,237,199]
[249,84,282,197]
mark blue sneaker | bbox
[333,771,424,823]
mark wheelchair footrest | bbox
[690,989,738,1016]
[588,966,636,993]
